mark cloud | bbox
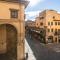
[28,0,45,7]
[58,11,60,14]
[25,11,41,20]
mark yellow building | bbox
[35,10,60,43]
[0,0,29,60]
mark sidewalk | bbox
[25,39,36,60]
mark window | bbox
[58,29,60,35]
[51,29,53,32]
[48,29,50,32]
[51,22,53,25]
[40,22,43,26]
[41,17,44,19]
[58,22,60,25]
[55,29,57,32]
[55,29,58,35]
[55,22,57,25]
[53,16,55,19]
[10,9,18,18]
[40,17,44,19]
[37,23,38,25]
[48,22,50,25]
[58,29,60,31]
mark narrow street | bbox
[25,33,60,60]
[25,39,36,60]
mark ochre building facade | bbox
[0,0,29,60]
[35,10,60,43]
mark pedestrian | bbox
[26,52,28,60]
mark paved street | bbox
[25,39,36,60]
[46,43,60,52]
[25,34,60,60]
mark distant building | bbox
[0,0,29,60]
[35,10,60,43]
[25,20,36,28]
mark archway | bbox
[0,24,17,60]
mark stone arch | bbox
[0,24,17,60]
[0,23,18,32]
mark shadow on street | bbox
[25,33,60,60]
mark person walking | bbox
[25,52,28,60]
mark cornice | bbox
[0,0,29,8]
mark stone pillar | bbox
[0,25,6,54]
[17,4,25,60]
[17,33,25,60]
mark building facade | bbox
[35,10,60,43]
[0,0,29,60]
[25,20,35,28]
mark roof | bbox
[0,0,29,8]
[20,0,29,8]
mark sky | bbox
[25,0,60,21]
